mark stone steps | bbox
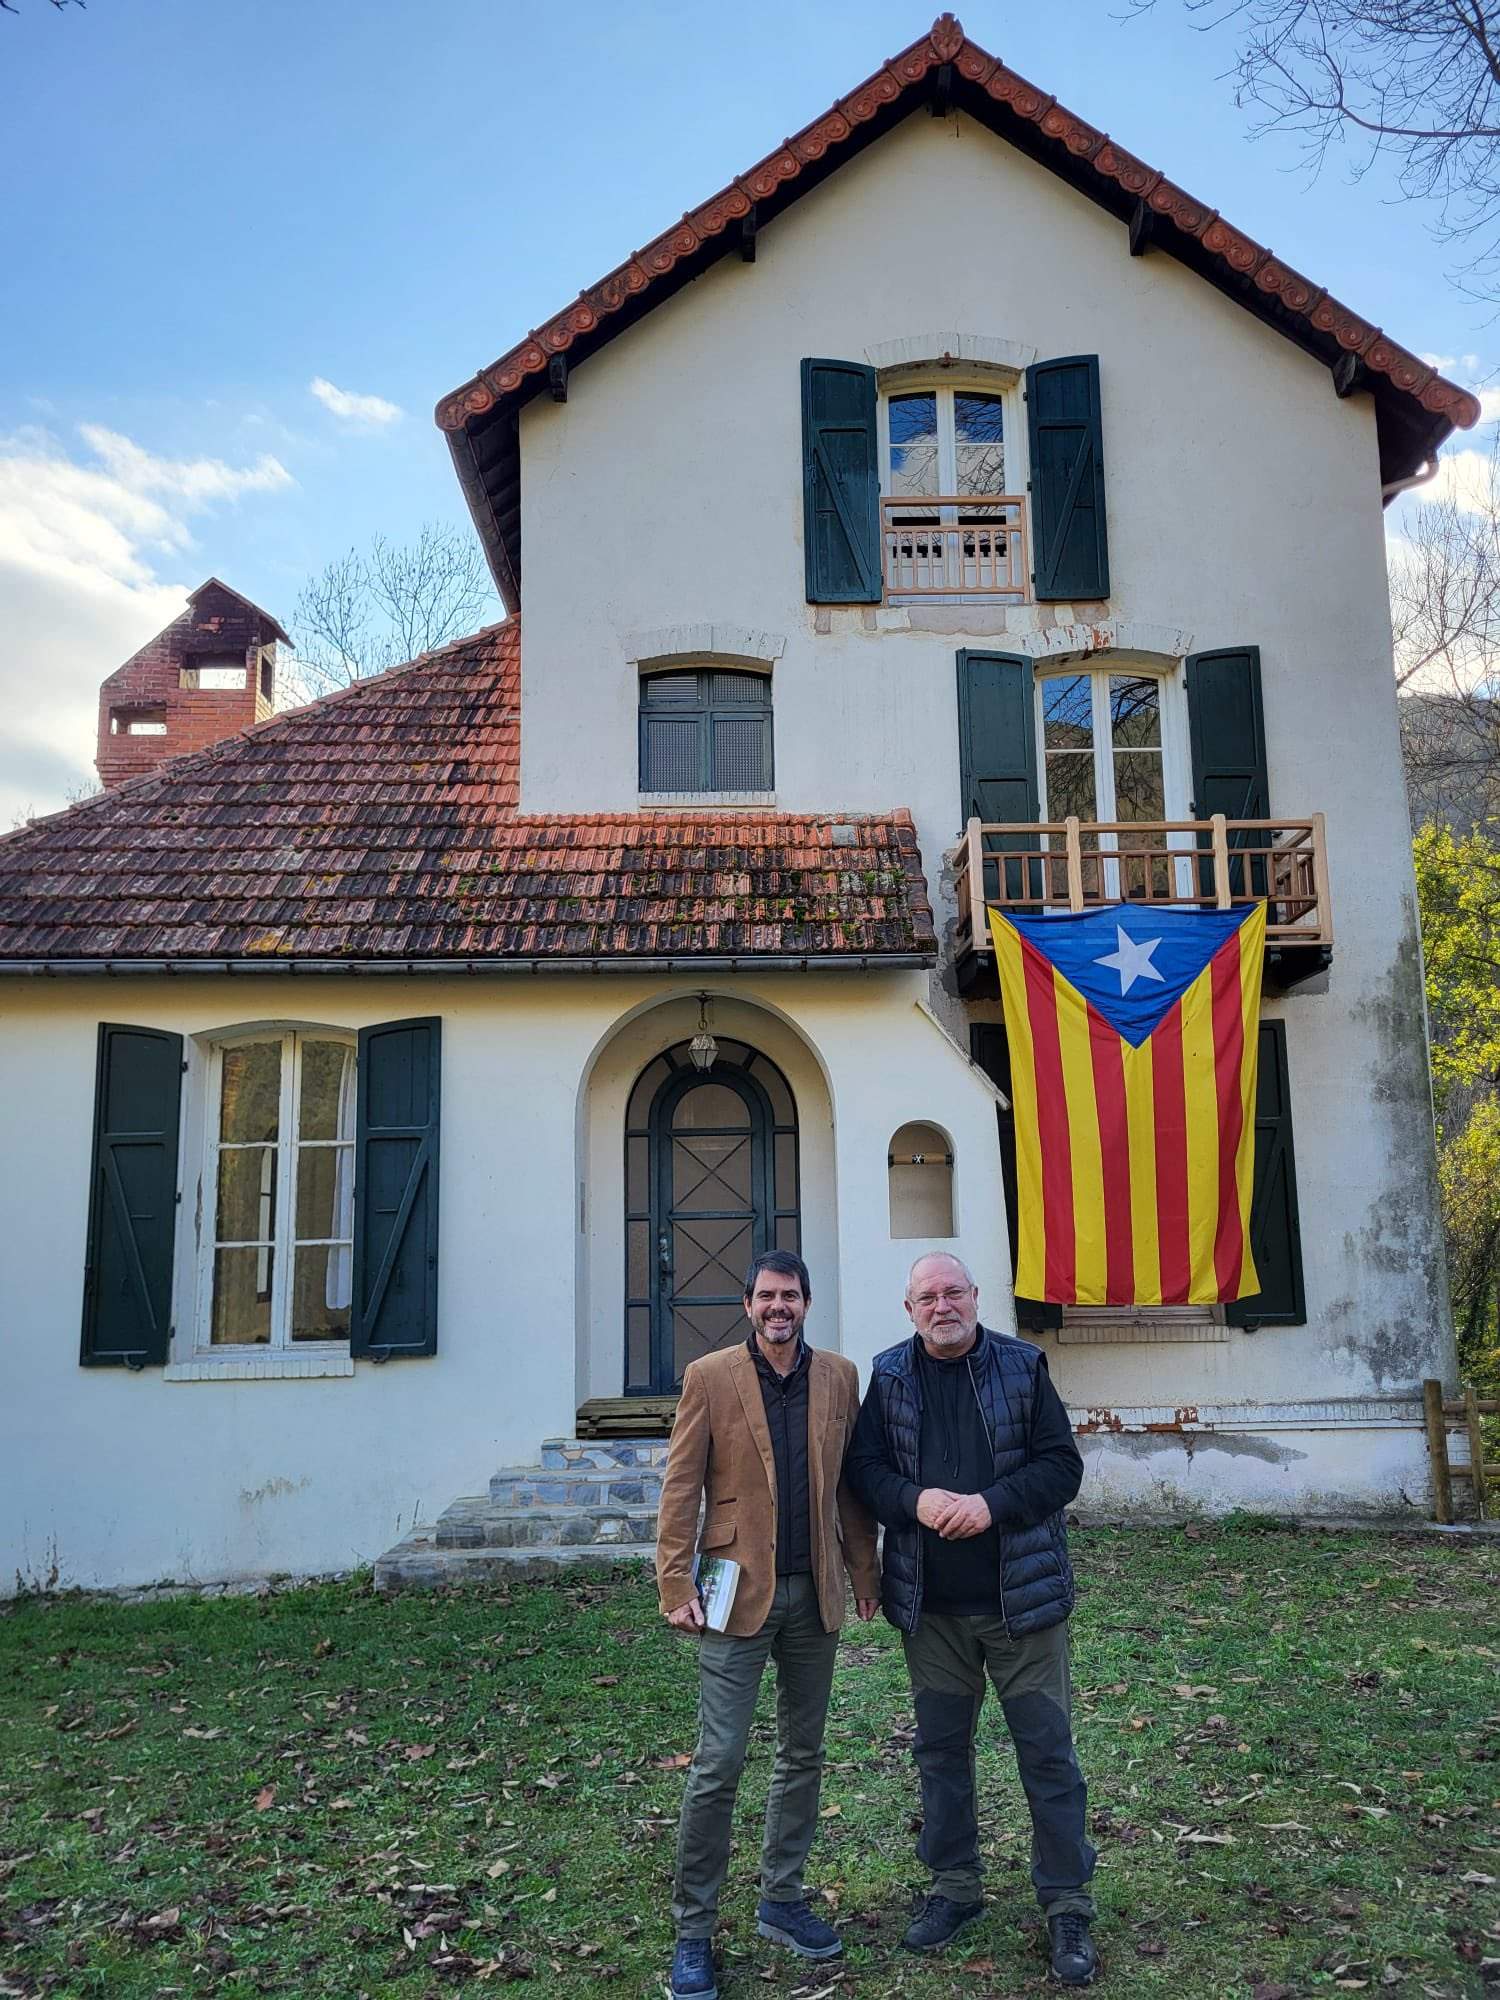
[487,1468,664,1507]
[372,1433,673,1592]
[436,1496,658,1549]
[539,1437,672,1470]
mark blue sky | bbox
[1,0,1491,821]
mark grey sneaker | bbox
[756,1897,843,1959]
[902,1892,985,1952]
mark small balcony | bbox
[882,496,1028,600]
[953,813,1333,993]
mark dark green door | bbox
[648,1067,772,1392]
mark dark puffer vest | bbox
[872,1329,1076,1636]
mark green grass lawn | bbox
[1,1525,1497,1999]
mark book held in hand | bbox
[692,1553,741,1632]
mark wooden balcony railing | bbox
[882,496,1028,599]
[954,813,1332,958]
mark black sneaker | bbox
[669,1936,718,1998]
[756,1897,843,1959]
[1048,1910,1099,1985]
[902,1892,985,1952]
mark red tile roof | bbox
[0,621,936,968]
[439,11,1478,606]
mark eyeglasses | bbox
[911,1286,973,1310]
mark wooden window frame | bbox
[638,667,773,796]
[877,377,1019,499]
[1034,662,1190,825]
[191,1027,356,1360]
[876,374,1030,603]
[1032,660,1194,905]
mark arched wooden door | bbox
[624,1040,799,1395]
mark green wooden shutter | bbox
[352,1018,441,1359]
[80,1024,182,1367]
[970,1024,1062,1332]
[1026,355,1109,602]
[1187,645,1270,897]
[957,649,1041,899]
[956,651,1039,826]
[801,357,881,603]
[1227,1019,1305,1326]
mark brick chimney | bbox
[95,578,291,790]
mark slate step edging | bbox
[436,1501,659,1550]
[374,1531,655,1593]
[487,1471,664,1506]
[539,1438,671,1471]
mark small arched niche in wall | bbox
[888,1121,954,1240]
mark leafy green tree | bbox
[1413,822,1500,1389]
[1438,1096,1500,1370]
[1413,822,1500,1108]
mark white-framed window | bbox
[876,376,1026,600]
[196,1029,356,1352]
[880,384,1010,498]
[1035,662,1192,896]
[1037,667,1188,823]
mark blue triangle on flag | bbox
[1003,903,1255,1046]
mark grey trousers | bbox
[671,1574,839,1938]
[901,1613,1096,1918]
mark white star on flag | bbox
[1094,925,1165,997]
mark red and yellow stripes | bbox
[991,903,1265,1306]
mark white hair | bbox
[905,1250,976,1297]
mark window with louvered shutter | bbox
[639,669,773,793]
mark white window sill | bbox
[886,594,1028,608]
[639,792,777,809]
[165,1352,355,1382]
[1056,1316,1227,1345]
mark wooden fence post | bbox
[1423,1378,1454,1524]
[1464,1384,1490,1520]
[1210,813,1232,910]
[1065,816,1084,912]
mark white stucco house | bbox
[0,13,1476,1593]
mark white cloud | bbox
[1424,447,1496,516]
[1420,350,1485,379]
[0,425,295,826]
[78,423,291,509]
[309,377,402,427]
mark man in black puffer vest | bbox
[846,1251,1098,1986]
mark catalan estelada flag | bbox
[989,900,1267,1306]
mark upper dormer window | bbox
[800,352,1107,608]
[880,383,1025,601]
[639,668,773,795]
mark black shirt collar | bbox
[748,1329,810,1386]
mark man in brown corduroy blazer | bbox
[656,1249,879,2000]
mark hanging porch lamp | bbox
[689,993,718,1072]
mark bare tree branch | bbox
[1394,439,1500,826]
[286,522,496,704]
[1130,0,1500,295]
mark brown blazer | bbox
[655,1341,879,1638]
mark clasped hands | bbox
[916,1486,992,1539]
